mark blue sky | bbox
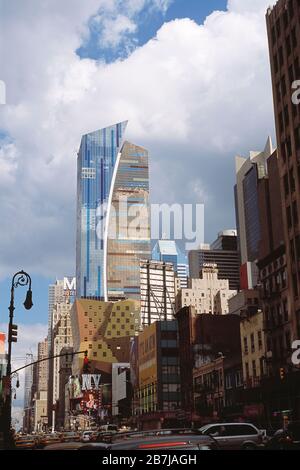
[77,0,227,62]
[0,0,228,329]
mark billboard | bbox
[138,323,157,387]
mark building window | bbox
[250,333,255,353]
[252,360,257,378]
[258,330,263,350]
[244,337,248,355]
[245,363,249,380]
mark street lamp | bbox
[4,270,33,448]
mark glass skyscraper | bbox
[76,122,151,300]
[152,240,189,288]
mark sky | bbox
[0,0,278,425]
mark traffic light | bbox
[280,367,285,380]
[83,350,90,373]
[9,324,18,343]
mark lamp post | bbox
[4,270,33,448]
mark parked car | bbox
[90,430,118,443]
[81,431,94,442]
[199,422,264,450]
[14,435,37,450]
[60,431,80,442]
[36,433,62,448]
[44,442,85,450]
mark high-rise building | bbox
[176,264,236,315]
[47,278,75,427]
[234,137,275,288]
[255,149,289,375]
[50,301,73,430]
[152,240,189,288]
[189,235,240,291]
[31,339,49,432]
[48,280,65,355]
[57,346,73,430]
[266,0,300,344]
[76,122,151,301]
[140,260,176,326]
[37,339,48,393]
[23,353,34,433]
[210,230,238,251]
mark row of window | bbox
[271,1,298,45]
[243,330,263,355]
[245,357,264,380]
[262,269,287,297]
[266,330,291,359]
[265,300,289,328]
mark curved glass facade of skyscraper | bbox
[76,122,150,300]
[106,141,151,300]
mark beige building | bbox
[240,309,266,388]
[37,338,48,392]
[176,264,236,315]
[51,301,73,429]
[33,391,48,432]
[71,298,140,376]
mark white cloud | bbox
[0,0,279,278]
[99,15,137,48]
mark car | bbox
[36,433,62,448]
[199,422,264,450]
[60,431,80,442]
[81,431,94,442]
[44,442,85,450]
[90,430,118,443]
[14,435,37,450]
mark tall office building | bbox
[189,231,240,291]
[266,0,300,343]
[152,240,189,288]
[37,339,48,392]
[50,302,73,430]
[234,137,275,288]
[32,339,49,432]
[47,279,72,427]
[48,280,65,355]
[76,122,151,301]
[23,353,34,433]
